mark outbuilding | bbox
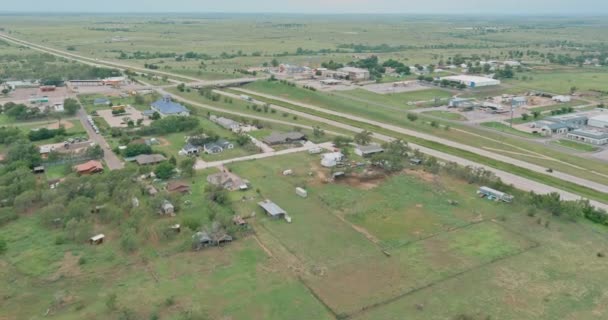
[295,187,308,198]
[258,200,287,219]
[477,186,513,202]
[89,234,105,245]
[354,144,384,157]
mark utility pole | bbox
[510,98,515,128]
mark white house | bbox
[321,152,344,167]
[552,95,572,103]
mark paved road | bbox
[0,33,262,88]
[226,88,608,209]
[74,98,124,170]
[195,142,332,170]
[4,32,606,208]
[233,88,608,195]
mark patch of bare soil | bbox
[46,252,82,281]
[336,169,387,190]
[157,137,171,147]
[404,168,436,183]
[45,121,75,130]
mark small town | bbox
[1,3,608,320]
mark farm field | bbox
[215,152,608,319]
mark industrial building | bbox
[337,67,370,82]
[567,129,608,145]
[588,114,608,129]
[510,96,527,107]
[441,75,501,88]
[544,114,588,129]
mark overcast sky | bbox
[2,0,608,15]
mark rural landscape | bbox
[1,5,608,320]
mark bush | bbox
[154,162,175,180]
[0,239,7,255]
[78,256,87,265]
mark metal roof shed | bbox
[258,200,287,218]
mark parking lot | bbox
[96,105,151,128]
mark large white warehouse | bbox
[588,114,608,129]
[441,75,501,88]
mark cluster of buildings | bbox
[315,67,370,83]
[531,113,608,145]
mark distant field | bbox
[507,69,608,94]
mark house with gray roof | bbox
[203,139,234,154]
[263,132,306,145]
[355,144,384,157]
[134,154,167,165]
[151,95,190,117]
[210,115,241,132]
[179,143,201,156]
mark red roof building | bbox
[74,160,104,175]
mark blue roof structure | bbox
[151,95,189,116]
[93,98,110,105]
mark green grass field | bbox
[552,139,599,152]
[422,110,466,121]
[480,121,540,138]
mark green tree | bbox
[179,158,196,178]
[63,98,80,116]
[271,59,279,67]
[205,184,228,205]
[154,162,175,180]
[407,113,418,121]
[332,136,353,148]
[521,113,530,121]
[354,130,373,145]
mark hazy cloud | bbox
[2,0,608,14]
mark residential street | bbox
[194,141,332,170]
[74,98,124,170]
